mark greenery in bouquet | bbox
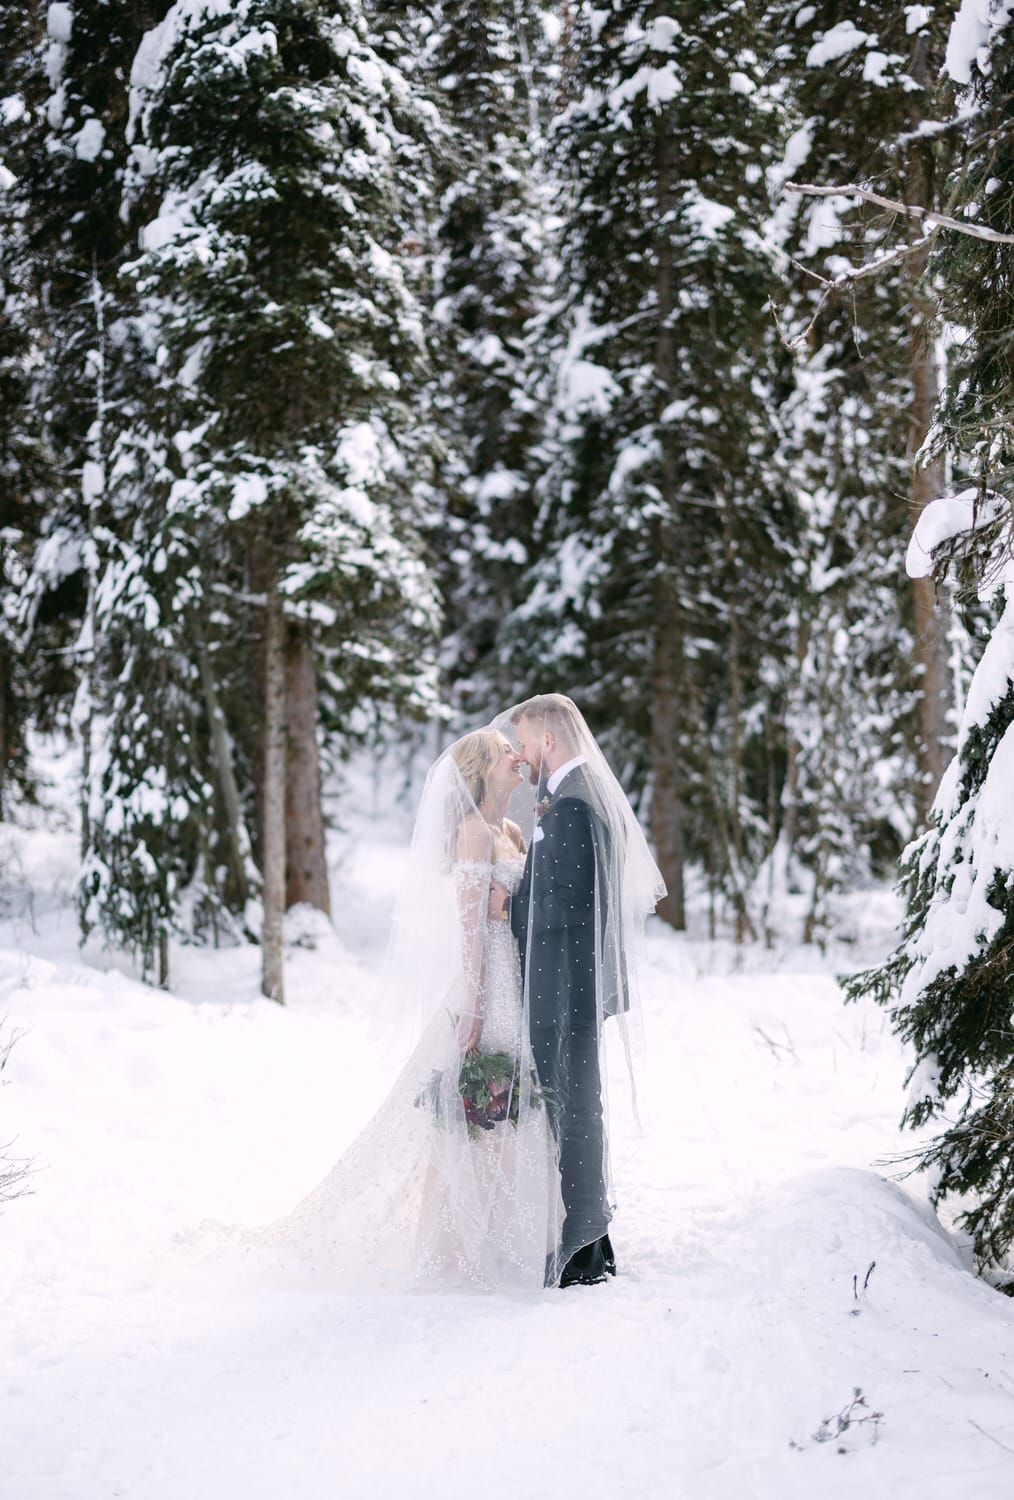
[417,1048,545,1138]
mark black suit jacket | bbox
[511,768,627,1030]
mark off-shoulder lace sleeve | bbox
[454,859,489,1033]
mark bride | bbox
[252,725,563,1293]
[410,726,563,1287]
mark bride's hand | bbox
[458,1011,482,1052]
[487,881,509,922]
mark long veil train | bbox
[238,733,561,1292]
[201,701,661,1294]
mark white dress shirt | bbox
[546,755,588,795]
[532,755,588,841]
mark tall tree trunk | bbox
[261,564,286,1004]
[284,621,330,913]
[779,614,810,864]
[650,570,686,929]
[909,296,951,822]
[156,654,171,989]
[908,39,952,822]
[685,665,756,942]
[803,631,843,947]
[197,630,252,911]
[719,495,748,936]
[79,259,105,862]
[649,106,685,929]
[0,636,7,821]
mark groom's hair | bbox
[511,693,581,752]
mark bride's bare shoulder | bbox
[455,814,492,862]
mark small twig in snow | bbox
[753,1024,797,1064]
[851,1261,875,1315]
[0,1020,34,1208]
[811,1388,883,1449]
[968,1418,1014,1457]
[0,1019,27,1074]
[0,1138,33,1206]
[753,1025,781,1060]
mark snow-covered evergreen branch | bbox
[786,180,1014,244]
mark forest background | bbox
[3,3,1014,1266]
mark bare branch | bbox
[0,1019,26,1072]
[786,181,1014,245]
[770,233,937,352]
[0,1020,34,1208]
[0,1141,34,1206]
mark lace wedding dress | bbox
[414,856,562,1288]
[250,856,561,1294]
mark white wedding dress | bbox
[414,856,562,1288]
[249,855,562,1293]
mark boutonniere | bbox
[534,795,553,821]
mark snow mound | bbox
[738,1166,968,1291]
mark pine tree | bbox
[0,251,45,813]
[508,0,792,930]
[1,2,171,817]
[931,2,1014,496]
[81,496,221,984]
[768,344,921,937]
[0,0,206,979]
[843,521,1014,1271]
[124,0,441,995]
[843,0,1014,1273]
[0,11,46,811]
[770,0,958,930]
[422,0,547,720]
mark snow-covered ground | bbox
[2,749,1014,1500]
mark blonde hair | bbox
[450,728,502,810]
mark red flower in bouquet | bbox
[462,1094,494,1130]
[485,1075,511,1123]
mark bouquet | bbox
[417,1048,544,1138]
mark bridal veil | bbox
[253,727,559,1291]
[241,698,662,1292]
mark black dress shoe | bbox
[600,1233,616,1277]
[559,1239,609,1288]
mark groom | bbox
[510,694,620,1288]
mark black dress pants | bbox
[530,1021,609,1264]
